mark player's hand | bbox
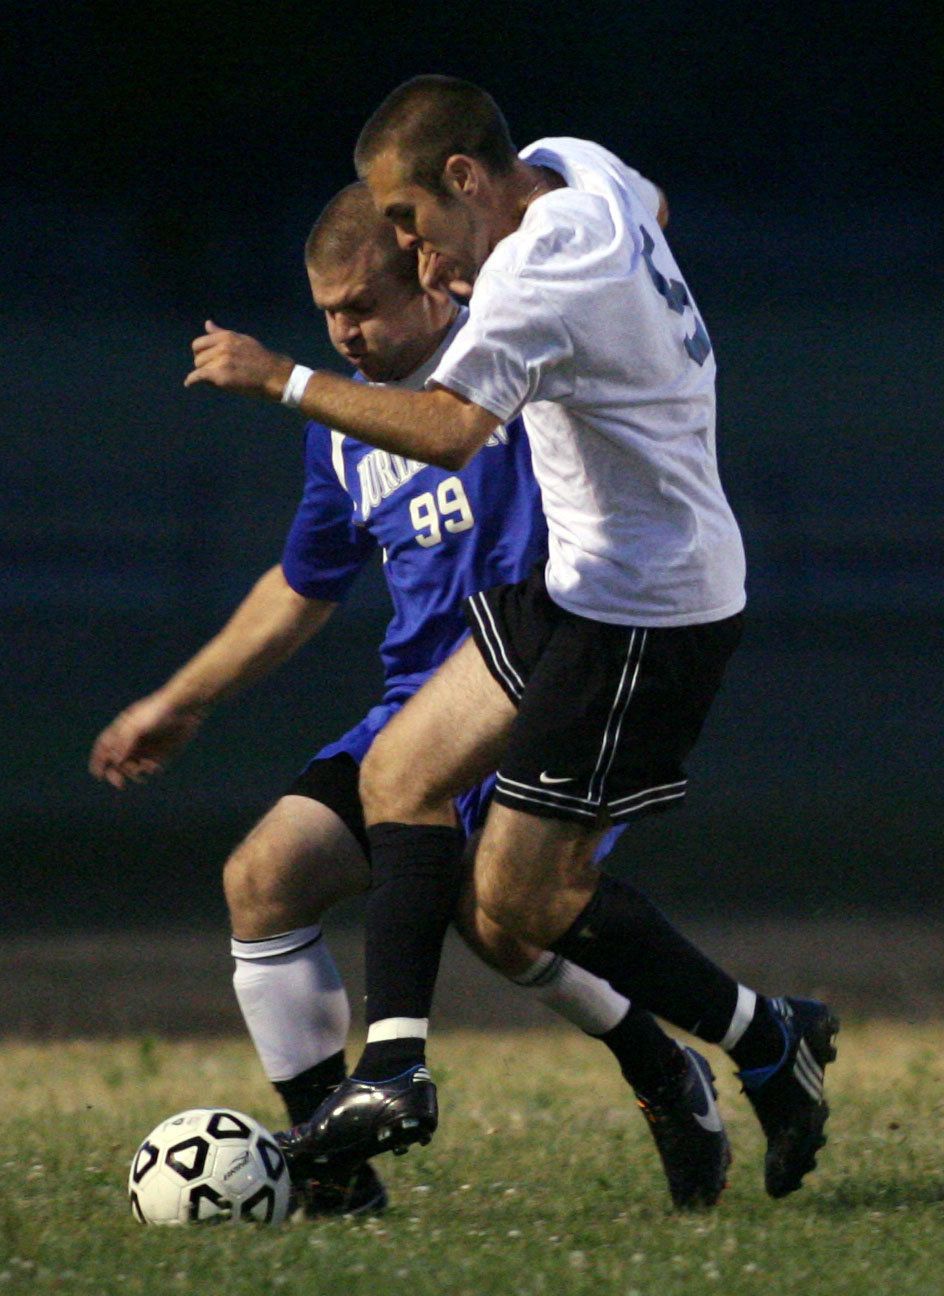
[184,321,295,401]
[89,694,206,790]
[417,249,473,301]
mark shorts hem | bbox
[607,781,687,820]
[493,775,688,825]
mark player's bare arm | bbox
[185,322,498,472]
[90,565,334,790]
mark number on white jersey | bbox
[641,229,712,366]
[410,476,475,548]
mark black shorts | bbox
[465,566,742,825]
[285,753,369,856]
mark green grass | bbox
[1,1025,943,1295]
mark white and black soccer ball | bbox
[129,1108,290,1225]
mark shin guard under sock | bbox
[355,821,465,1080]
[551,874,740,1040]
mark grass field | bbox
[2,1024,943,1296]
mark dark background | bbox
[3,1,942,934]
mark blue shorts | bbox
[287,700,623,860]
[308,700,494,842]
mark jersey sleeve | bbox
[427,270,574,422]
[625,168,662,221]
[280,422,377,601]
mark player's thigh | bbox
[361,637,517,819]
[224,794,369,936]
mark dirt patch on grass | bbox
[3,917,942,1038]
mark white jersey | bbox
[429,136,746,628]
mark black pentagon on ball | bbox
[207,1112,252,1140]
[131,1141,160,1184]
[257,1137,286,1182]
[187,1184,231,1222]
[166,1135,210,1181]
[129,1190,147,1222]
[239,1184,277,1222]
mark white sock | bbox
[720,984,758,1051]
[366,1018,429,1043]
[513,952,629,1036]
[231,925,350,1082]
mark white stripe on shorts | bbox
[588,628,646,805]
[607,784,687,820]
[497,773,595,807]
[607,779,688,810]
[493,778,600,820]
[466,591,526,701]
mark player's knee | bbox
[458,900,538,978]
[222,836,267,929]
[222,827,309,935]
[476,839,581,947]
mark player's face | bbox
[309,246,434,383]
[367,150,485,288]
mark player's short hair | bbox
[304,181,419,289]
[354,75,517,196]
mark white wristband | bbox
[280,364,315,408]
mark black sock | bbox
[274,1050,347,1125]
[354,822,465,1081]
[551,874,740,1040]
[728,998,787,1072]
[596,1007,688,1098]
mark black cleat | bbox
[277,1065,438,1181]
[738,996,840,1198]
[636,1046,732,1210]
[290,1160,389,1218]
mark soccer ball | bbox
[129,1108,291,1225]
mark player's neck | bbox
[492,161,566,246]
[387,303,460,383]
[413,303,460,372]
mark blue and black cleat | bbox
[636,1046,732,1210]
[739,996,840,1198]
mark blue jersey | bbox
[281,317,548,701]
[278,317,623,856]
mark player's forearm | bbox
[185,324,496,471]
[293,371,491,471]
[158,566,334,713]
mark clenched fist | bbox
[185,321,295,401]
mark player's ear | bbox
[442,155,477,198]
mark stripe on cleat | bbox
[793,1039,824,1101]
